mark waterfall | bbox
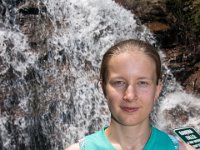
[0,0,199,149]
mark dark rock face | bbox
[16,1,54,53]
[115,0,200,98]
[165,45,200,97]
[0,0,54,52]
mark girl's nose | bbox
[123,85,138,102]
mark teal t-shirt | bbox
[79,127,179,150]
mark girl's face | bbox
[105,50,162,127]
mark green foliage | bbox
[166,0,200,45]
[167,0,200,26]
[192,0,200,26]
[194,10,200,26]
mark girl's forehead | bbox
[107,51,157,81]
[111,50,150,61]
[109,50,156,70]
[109,51,155,68]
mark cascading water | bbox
[0,0,199,149]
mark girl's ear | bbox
[100,80,107,97]
[154,80,162,102]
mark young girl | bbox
[66,39,195,150]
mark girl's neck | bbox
[105,121,152,150]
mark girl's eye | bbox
[112,81,126,87]
[137,81,149,87]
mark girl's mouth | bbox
[121,107,139,113]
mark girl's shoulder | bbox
[65,143,80,150]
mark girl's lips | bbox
[121,107,139,112]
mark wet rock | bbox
[15,1,54,53]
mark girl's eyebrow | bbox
[109,77,125,81]
[137,77,156,82]
[137,77,153,80]
[110,76,154,81]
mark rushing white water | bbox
[0,0,199,149]
[157,91,200,133]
